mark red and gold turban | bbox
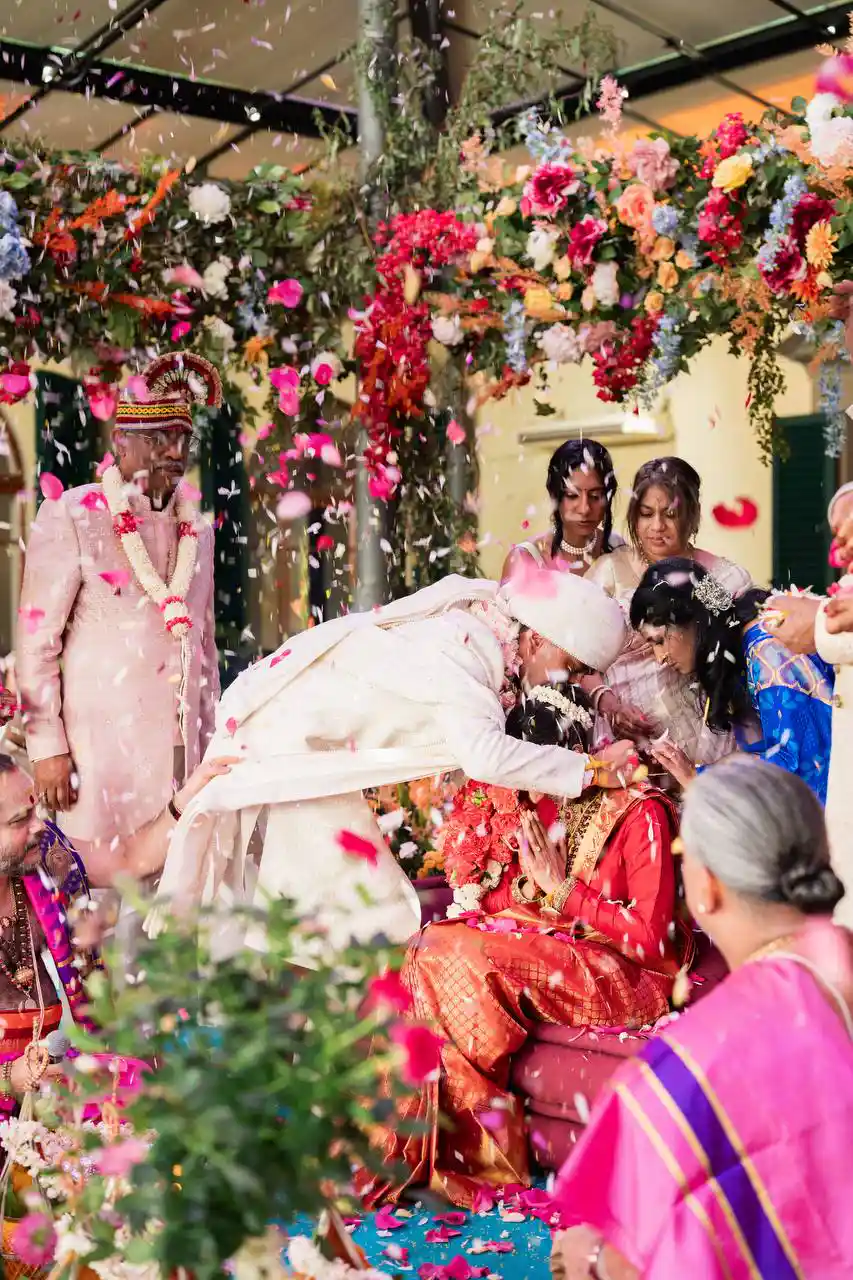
[115,351,222,432]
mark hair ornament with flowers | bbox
[526,684,593,730]
[693,573,734,617]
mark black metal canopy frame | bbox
[0,0,847,162]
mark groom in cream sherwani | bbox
[155,568,633,952]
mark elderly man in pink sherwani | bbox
[16,353,221,859]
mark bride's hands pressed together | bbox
[520,809,566,895]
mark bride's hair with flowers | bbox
[505,683,594,753]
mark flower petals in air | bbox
[80,490,107,512]
[96,452,115,477]
[99,569,130,592]
[268,278,304,307]
[389,1022,443,1084]
[276,491,312,521]
[711,497,758,528]
[335,829,379,865]
[18,605,44,634]
[446,419,466,445]
[39,472,64,501]
[366,970,413,1015]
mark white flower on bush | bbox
[446,882,485,919]
[431,313,464,346]
[203,315,236,353]
[805,93,853,165]
[592,260,620,307]
[525,226,559,272]
[202,256,233,298]
[287,1236,387,1280]
[54,1216,96,1267]
[188,182,232,224]
[0,280,17,321]
[538,322,583,364]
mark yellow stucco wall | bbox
[475,339,816,589]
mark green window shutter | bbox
[197,401,249,688]
[772,414,837,593]
[35,371,100,505]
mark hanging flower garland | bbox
[100,465,198,637]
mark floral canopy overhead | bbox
[0,38,852,514]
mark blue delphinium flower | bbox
[819,361,847,458]
[504,298,527,373]
[758,173,807,272]
[518,109,573,165]
[0,192,18,233]
[640,314,682,407]
[651,205,680,237]
[0,232,29,281]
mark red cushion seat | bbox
[511,937,729,1170]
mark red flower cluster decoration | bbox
[440,781,522,889]
[697,187,746,265]
[591,314,659,399]
[353,210,478,495]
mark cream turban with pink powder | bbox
[498,569,626,671]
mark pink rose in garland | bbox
[628,136,679,192]
[523,162,581,216]
[567,214,607,266]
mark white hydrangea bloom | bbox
[537,322,583,364]
[525,227,559,272]
[188,182,232,224]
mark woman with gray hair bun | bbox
[550,756,853,1280]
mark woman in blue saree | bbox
[628,558,833,801]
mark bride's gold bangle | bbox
[544,875,577,914]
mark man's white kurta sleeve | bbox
[816,589,853,667]
[441,704,589,797]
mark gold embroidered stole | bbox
[564,786,656,886]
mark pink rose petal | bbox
[125,376,149,403]
[171,321,192,341]
[99,569,130,591]
[269,648,291,668]
[18,605,45,635]
[96,452,115,478]
[446,419,466,446]
[178,480,202,503]
[374,1207,406,1232]
[225,717,238,736]
[390,1022,444,1085]
[39,472,64,502]
[276,491,312,521]
[269,366,300,391]
[366,970,413,1015]
[335,829,379,865]
[80,490,108,512]
[278,386,300,416]
[425,1227,461,1244]
[166,263,205,290]
[267,278,304,307]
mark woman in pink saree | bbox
[551,757,853,1280]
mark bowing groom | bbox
[156,567,636,953]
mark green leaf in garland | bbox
[257,200,281,215]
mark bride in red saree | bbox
[363,686,685,1209]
